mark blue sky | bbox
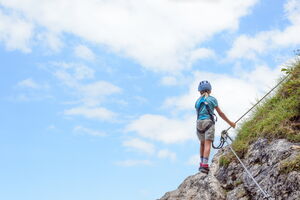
[0,0,299,199]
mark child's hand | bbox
[230,122,236,128]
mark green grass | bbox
[219,155,231,168]
[230,60,300,158]
[279,154,300,173]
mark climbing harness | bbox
[196,96,217,134]
[196,96,217,122]
[212,74,291,199]
[197,120,213,135]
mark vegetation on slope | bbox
[279,154,300,174]
[219,56,300,168]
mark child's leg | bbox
[203,139,212,162]
[199,139,211,173]
[200,140,205,162]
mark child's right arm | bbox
[215,106,236,128]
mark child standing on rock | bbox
[195,80,236,174]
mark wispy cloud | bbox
[78,81,122,107]
[52,62,95,84]
[123,138,155,155]
[157,149,177,161]
[160,76,179,86]
[45,62,122,121]
[115,159,153,167]
[73,125,106,137]
[186,154,199,166]
[36,31,63,52]
[189,48,216,63]
[64,106,117,122]
[227,0,300,60]
[17,78,49,90]
[50,62,121,106]
[0,9,33,52]
[12,78,52,102]
[74,45,95,61]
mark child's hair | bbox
[200,90,210,97]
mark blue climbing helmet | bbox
[198,80,212,92]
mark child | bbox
[195,80,236,174]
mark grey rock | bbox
[158,138,300,200]
[159,172,226,200]
[226,185,249,200]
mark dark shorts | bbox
[196,119,215,141]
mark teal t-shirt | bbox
[195,96,218,120]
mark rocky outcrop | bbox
[159,158,226,200]
[158,138,300,200]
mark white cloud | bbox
[115,159,152,167]
[164,65,282,114]
[52,62,95,82]
[163,64,282,137]
[74,45,95,61]
[78,81,122,106]
[64,106,117,121]
[13,78,52,101]
[127,64,282,144]
[37,31,63,52]
[186,154,199,166]
[73,125,106,137]
[189,48,216,63]
[48,62,121,120]
[227,31,275,60]
[0,0,258,72]
[125,114,195,144]
[123,138,155,155]
[0,10,33,52]
[227,0,300,60]
[12,92,53,102]
[17,78,41,89]
[285,0,300,24]
[51,62,121,106]
[157,149,177,161]
[160,76,178,86]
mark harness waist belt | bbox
[197,121,213,134]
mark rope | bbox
[212,73,290,149]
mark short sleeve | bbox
[213,97,218,107]
[210,96,218,108]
